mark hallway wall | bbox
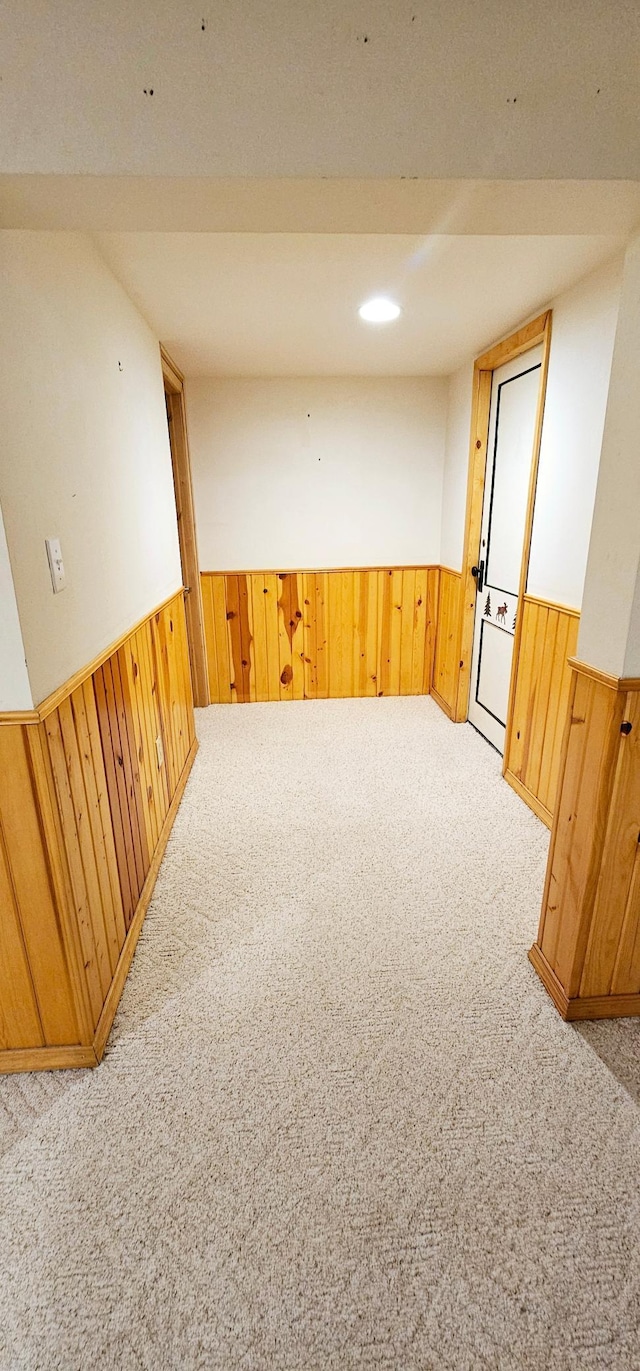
[187,377,448,570]
[0,505,32,712]
[440,253,624,610]
[0,231,182,706]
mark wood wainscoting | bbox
[201,568,440,703]
[503,595,580,826]
[530,660,640,1020]
[0,590,196,1074]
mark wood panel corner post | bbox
[530,659,640,1020]
[161,345,209,708]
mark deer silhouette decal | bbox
[496,602,508,625]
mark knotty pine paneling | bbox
[0,590,197,1071]
[504,595,580,824]
[0,725,81,1048]
[431,569,461,718]
[531,667,640,1017]
[201,569,439,704]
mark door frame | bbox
[160,345,210,707]
[454,312,552,757]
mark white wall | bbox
[187,377,448,570]
[527,254,623,608]
[0,505,32,711]
[438,255,623,608]
[579,235,640,677]
[440,362,473,571]
[0,232,182,705]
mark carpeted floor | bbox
[1,696,640,1370]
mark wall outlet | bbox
[156,734,164,768]
[45,537,66,593]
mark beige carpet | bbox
[1,696,640,1370]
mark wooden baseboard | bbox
[528,942,640,1021]
[504,770,552,829]
[0,1044,98,1075]
[430,686,454,720]
[92,736,198,1062]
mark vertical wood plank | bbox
[424,567,440,694]
[327,571,343,698]
[432,569,461,713]
[409,568,428,697]
[55,696,114,999]
[201,574,220,703]
[94,664,136,926]
[399,568,416,696]
[276,573,295,699]
[364,570,379,697]
[261,574,281,701]
[0,823,44,1048]
[581,688,640,996]
[134,625,167,841]
[290,574,305,701]
[612,847,640,995]
[40,710,106,1030]
[338,570,355,699]
[71,682,127,965]
[377,570,393,697]
[302,572,317,701]
[250,575,270,702]
[505,596,581,822]
[202,574,232,704]
[548,677,625,993]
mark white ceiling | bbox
[96,232,625,377]
[3,1,640,179]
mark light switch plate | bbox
[45,537,66,593]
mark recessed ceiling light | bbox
[358,296,402,324]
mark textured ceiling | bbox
[96,232,624,376]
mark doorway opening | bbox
[456,313,552,757]
[161,346,209,707]
[467,346,543,752]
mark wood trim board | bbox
[455,312,553,728]
[529,941,640,1022]
[500,318,552,765]
[475,311,550,371]
[161,346,209,708]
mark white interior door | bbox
[468,345,543,753]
